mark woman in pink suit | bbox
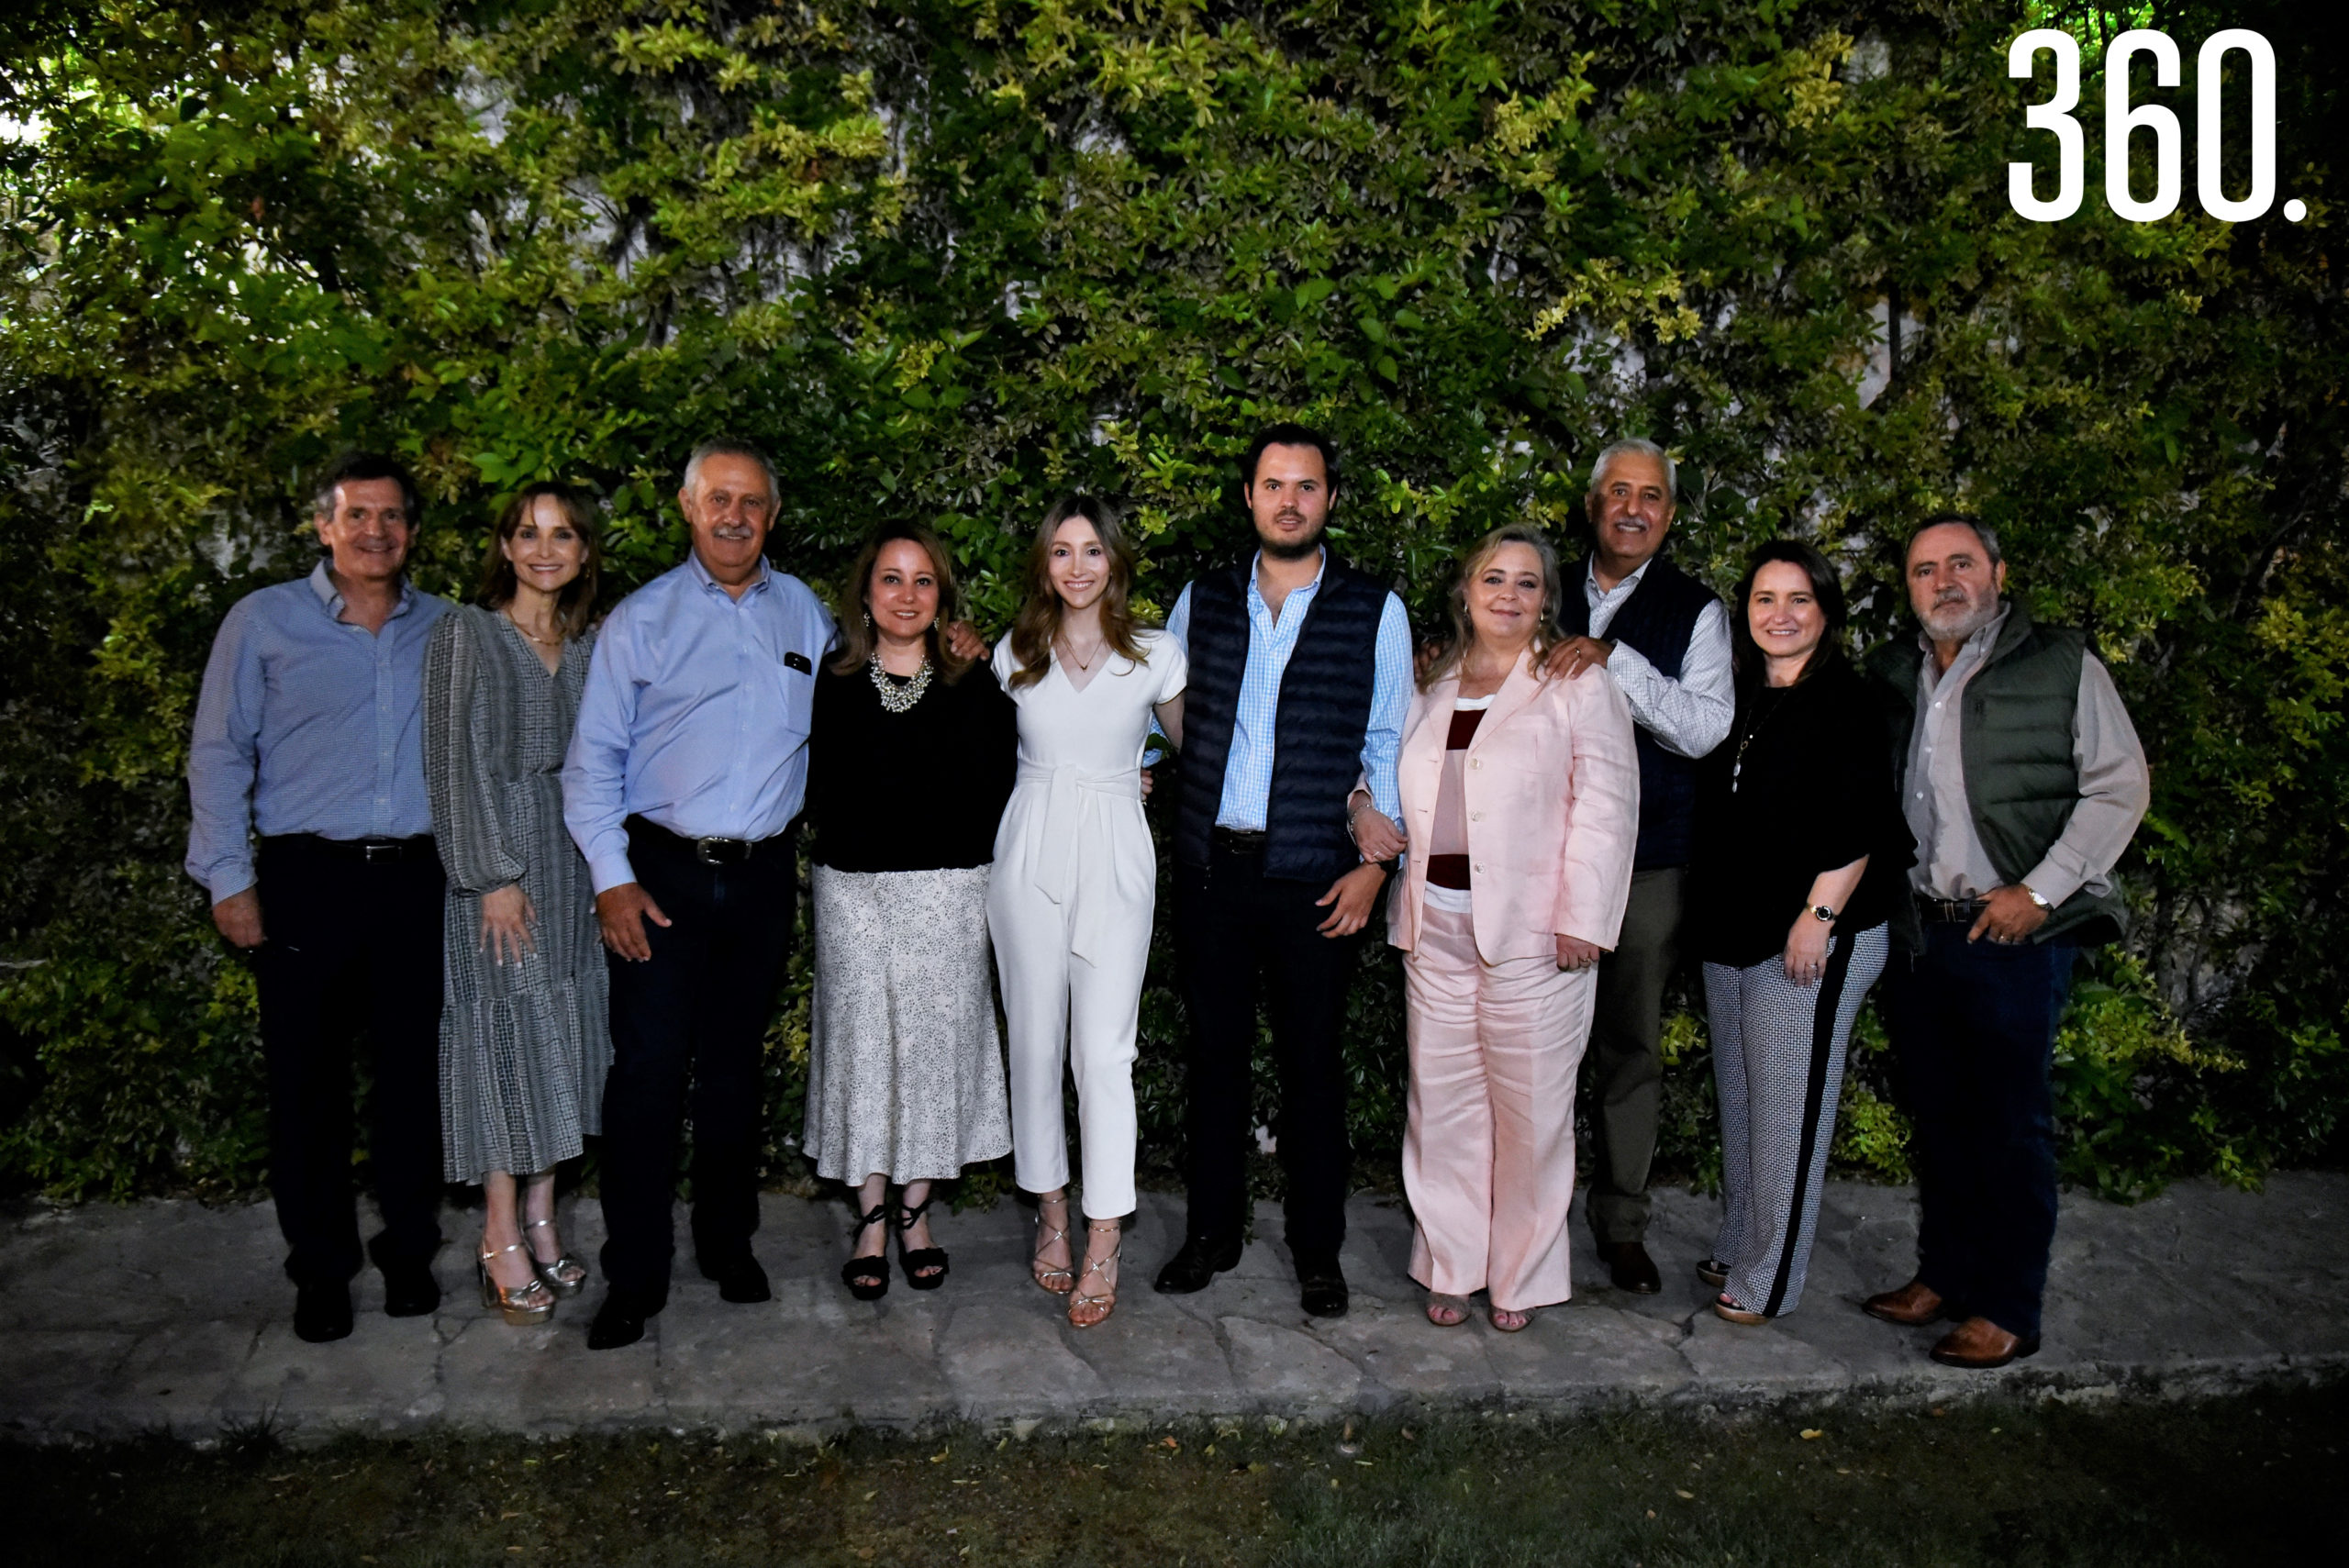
[1386,524,1642,1331]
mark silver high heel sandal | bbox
[1068,1220,1121,1329]
[1031,1193,1074,1296]
[525,1217,587,1298]
[478,1241,557,1326]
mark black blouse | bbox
[1687,657,1916,968]
[805,655,1019,873]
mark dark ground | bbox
[12,1381,2337,1566]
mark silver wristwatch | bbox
[2022,885,2053,910]
[1810,904,1839,923]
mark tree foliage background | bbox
[2,0,2341,1203]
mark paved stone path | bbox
[4,1174,2343,1442]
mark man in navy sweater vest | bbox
[1550,439,1734,1293]
[1155,424,1414,1318]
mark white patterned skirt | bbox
[805,863,1013,1184]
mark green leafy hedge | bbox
[2,0,2342,1204]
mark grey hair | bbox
[682,438,779,501]
[1586,438,1677,505]
[1904,512,2003,571]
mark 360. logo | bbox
[2008,28,2301,225]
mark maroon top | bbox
[1424,706,1486,891]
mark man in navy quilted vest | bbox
[1154,423,1414,1318]
[1548,439,1735,1295]
[1859,516,2148,1369]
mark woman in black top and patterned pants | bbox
[1688,541,1914,1324]
[802,520,1019,1299]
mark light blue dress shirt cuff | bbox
[1357,593,1413,823]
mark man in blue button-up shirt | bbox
[1152,425,1412,1320]
[561,439,835,1349]
[184,452,452,1343]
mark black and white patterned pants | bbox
[1703,921,1890,1318]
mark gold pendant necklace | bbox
[505,610,562,647]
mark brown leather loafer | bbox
[1602,1241,1663,1295]
[1863,1278,1947,1326]
[1930,1316,2040,1369]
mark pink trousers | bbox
[1401,904,1598,1311]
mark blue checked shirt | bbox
[184,561,452,902]
[562,553,835,894]
[1163,550,1412,830]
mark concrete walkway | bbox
[3,1175,2343,1442]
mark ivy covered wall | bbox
[1,0,2341,1202]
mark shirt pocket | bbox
[774,650,818,732]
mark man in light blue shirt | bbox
[561,439,834,1349]
[184,452,452,1343]
[1153,423,1411,1319]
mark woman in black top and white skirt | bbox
[803,519,1019,1300]
[1688,540,1914,1325]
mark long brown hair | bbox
[1730,538,1848,690]
[1005,494,1152,690]
[1419,524,1565,688]
[827,518,977,684]
[476,483,602,639]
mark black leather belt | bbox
[627,815,780,867]
[1916,894,1988,924]
[1209,826,1269,857]
[263,833,436,863]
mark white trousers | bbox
[986,773,1153,1218]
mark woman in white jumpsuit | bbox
[987,495,1186,1329]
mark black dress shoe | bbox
[294,1281,353,1343]
[588,1293,657,1350]
[702,1253,772,1305]
[1295,1251,1349,1318]
[1152,1233,1242,1295]
[381,1261,441,1318]
[1602,1241,1663,1295]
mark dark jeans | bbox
[1173,846,1362,1260]
[253,837,446,1287]
[598,822,796,1308]
[1882,919,2077,1340]
[1581,865,1685,1246]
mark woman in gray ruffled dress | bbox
[425,484,609,1326]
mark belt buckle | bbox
[695,838,727,866]
[362,840,396,863]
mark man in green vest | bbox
[1860,516,2149,1369]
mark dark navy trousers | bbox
[1882,919,2076,1339]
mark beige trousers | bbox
[1402,904,1598,1311]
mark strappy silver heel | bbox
[1031,1192,1074,1296]
[477,1240,557,1326]
[1068,1219,1121,1329]
[524,1217,587,1297]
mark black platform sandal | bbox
[842,1202,892,1300]
[895,1195,949,1290]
